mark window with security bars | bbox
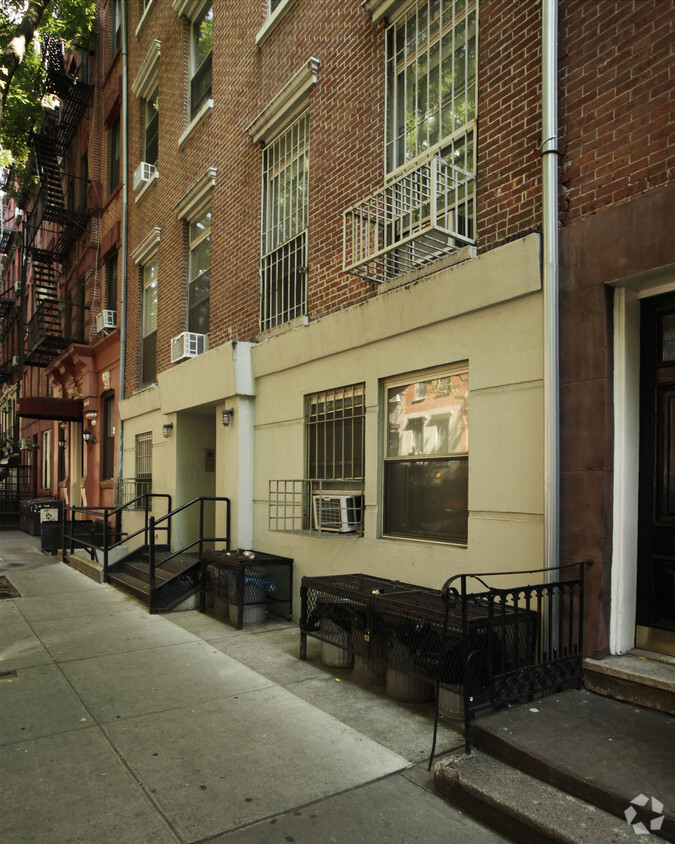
[260,113,308,332]
[135,432,152,504]
[305,384,365,481]
[385,0,477,176]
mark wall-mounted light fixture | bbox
[58,430,66,449]
[82,428,96,444]
[162,423,173,439]
[221,408,234,427]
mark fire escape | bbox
[23,38,93,368]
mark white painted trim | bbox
[130,227,161,265]
[610,286,640,654]
[134,169,159,203]
[362,0,410,24]
[135,0,157,37]
[247,57,320,145]
[256,0,294,45]
[173,167,216,221]
[131,40,161,100]
[172,0,209,21]
[178,99,213,147]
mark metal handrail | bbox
[63,493,172,582]
[148,496,230,613]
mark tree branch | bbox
[0,0,52,122]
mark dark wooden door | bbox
[637,293,675,654]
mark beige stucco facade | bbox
[119,233,544,609]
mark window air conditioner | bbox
[312,493,363,533]
[96,309,117,332]
[20,438,31,450]
[170,331,206,364]
[133,161,157,191]
[12,355,19,368]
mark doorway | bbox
[637,291,675,656]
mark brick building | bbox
[3,0,673,665]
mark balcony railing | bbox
[343,155,475,285]
[24,300,88,367]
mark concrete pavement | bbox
[0,530,506,843]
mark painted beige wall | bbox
[252,235,544,602]
[119,235,544,611]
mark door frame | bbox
[611,273,675,654]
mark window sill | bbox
[179,99,213,147]
[134,170,159,203]
[135,0,157,36]
[256,0,294,46]
[257,313,308,340]
[104,185,122,210]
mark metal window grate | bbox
[135,432,152,484]
[305,383,365,481]
[344,153,475,284]
[385,0,477,174]
[269,479,365,536]
[260,113,309,331]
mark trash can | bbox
[20,499,62,536]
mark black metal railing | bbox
[428,560,592,760]
[148,496,230,613]
[63,493,172,580]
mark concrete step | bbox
[434,688,674,842]
[434,750,650,844]
[584,653,675,715]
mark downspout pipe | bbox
[117,4,129,478]
[542,0,560,574]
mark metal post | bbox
[149,515,156,613]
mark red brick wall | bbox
[559,0,675,225]
[122,0,674,392]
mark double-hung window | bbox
[383,365,469,544]
[108,117,120,194]
[260,113,309,332]
[385,0,477,177]
[106,252,118,312]
[135,432,152,503]
[190,2,212,120]
[142,260,158,386]
[144,88,159,167]
[111,0,121,56]
[188,210,210,335]
[102,391,115,481]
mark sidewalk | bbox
[0,531,506,844]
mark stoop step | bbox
[584,653,675,715]
[434,751,662,844]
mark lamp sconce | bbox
[82,428,96,444]
[58,432,66,449]
[221,408,234,427]
[162,423,174,439]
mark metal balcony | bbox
[24,300,88,367]
[343,155,475,285]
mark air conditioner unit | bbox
[20,438,31,450]
[170,331,206,364]
[96,309,117,332]
[133,161,157,191]
[12,355,19,368]
[312,493,363,533]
